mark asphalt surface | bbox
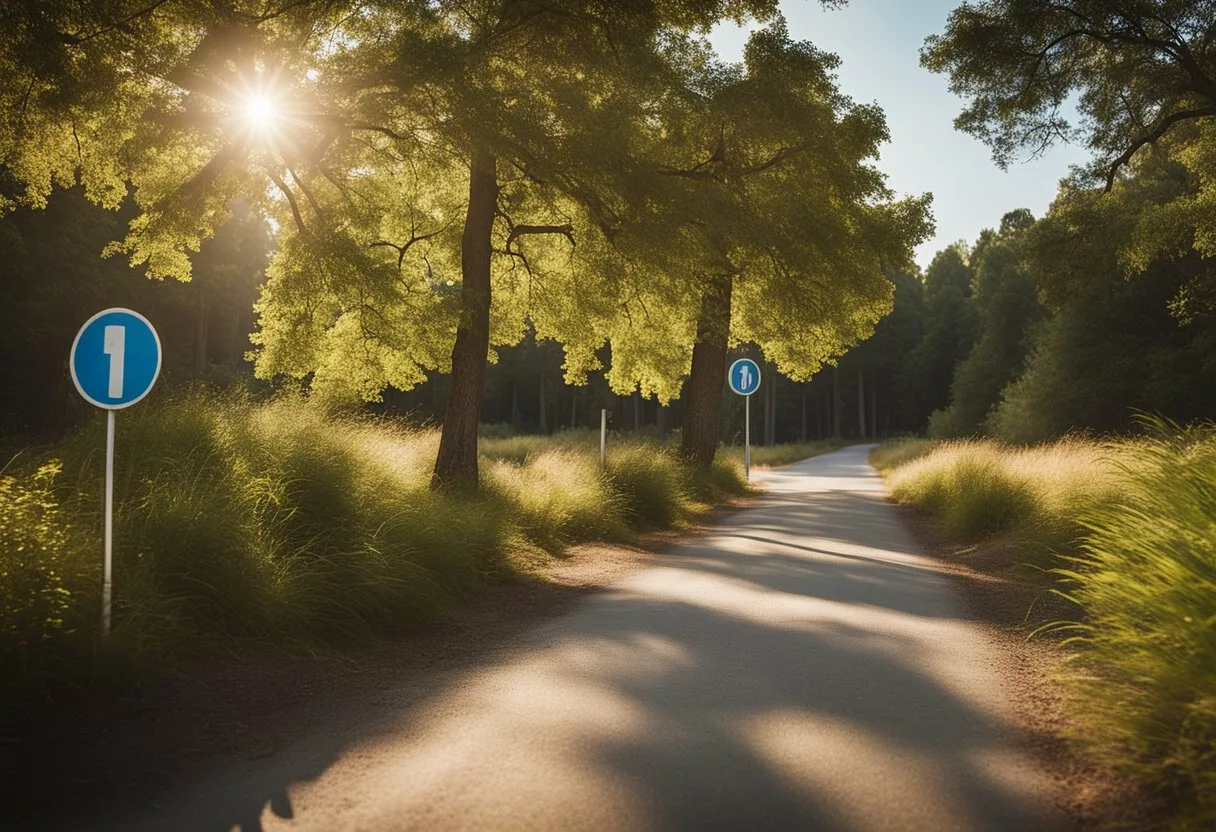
[91,444,1061,832]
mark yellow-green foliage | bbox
[875,427,1216,827]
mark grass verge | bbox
[1,391,832,720]
[721,439,847,469]
[872,425,1216,829]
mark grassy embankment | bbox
[0,390,835,718]
[872,429,1216,828]
[485,430,844,471]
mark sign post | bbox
[70,308,162,638]
[600,408,607,468]
[728,358,762,480]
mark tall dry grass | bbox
[882,437,1120,564]
[721,439,847,470]
[4,391,839,716]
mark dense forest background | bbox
[4,126,1216,447]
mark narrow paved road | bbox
[95,445,1061,832]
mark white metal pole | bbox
[600,408,607,468]
[103,409,115,639]
[745,395,751,481]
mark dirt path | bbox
[24,445,1069,832]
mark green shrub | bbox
[926,407,965,440]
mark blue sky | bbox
[708,0,1092,270]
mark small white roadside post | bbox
[70,308,162,639]
[600,408,607,468]
[728,358,762,481]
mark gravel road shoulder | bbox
[886,503,1156,831]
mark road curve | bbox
[94,445,1062,832]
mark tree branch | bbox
[505,223,575,250]
[65,0,174,44]
[1105,105,1216,190]
[288,167,324,219]
[267,170,307,236]
[370,224,448,270]
[661,142,807,180]
[344,121,412,142]
[738,144,809,176]
[250,0,314,23]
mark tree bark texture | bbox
[680,274,732,467]
[433,150,497,489]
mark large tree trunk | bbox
[433,150,497,489]
[680,274,732,467]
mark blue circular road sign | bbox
[728,358,761,396]
[70,308,162,409]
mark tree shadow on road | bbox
[17,457,1057,832]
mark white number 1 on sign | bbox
[103,325,125,398]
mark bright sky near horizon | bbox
[708,0,1092,270]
